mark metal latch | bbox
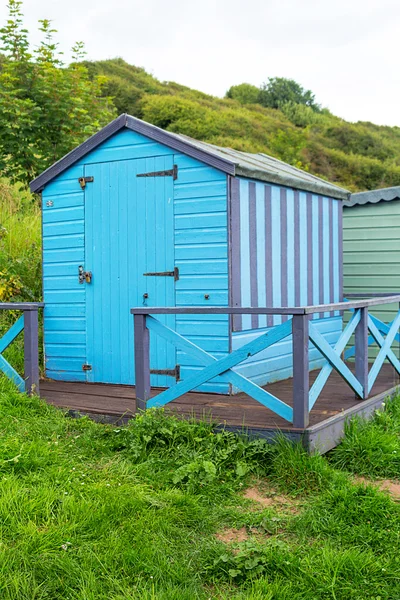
[150,365,180,381]
[78,176,94,189]
[143,266,179,281]
[82,364,92,371]
[78,265,92,284]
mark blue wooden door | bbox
[84,156,176,387]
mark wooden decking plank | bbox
[40,363,399,432]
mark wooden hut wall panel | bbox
[42,129,230,390]
[343,200,400,358]
[174,154,229,394]
[230,177,343,387]
[42,166,87,381]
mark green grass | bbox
[0,379,400,599]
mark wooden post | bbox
[292,314,309,428]
[134,313,150,411]
[355,306,369,399]
[24,309,39,396]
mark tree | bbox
[258,77,320,112]
[0,0,116,184]
[225,83,260,105]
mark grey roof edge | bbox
[345,186,400,208]
[235,165,349,200]
[124,116,236,176]
[30,114,236,193]
[257,153,349,199]
[176,134,349,200]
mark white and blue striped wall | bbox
[229,176,343,388]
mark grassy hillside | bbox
[84,58,400,192]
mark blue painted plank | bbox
[42,177,83,197]
[309,310,361,408]
[146,316,293,420]
[78,141,173,165]
[43,220,84,237]
[175,166,225,184]
[44,290,85,303]
[45,331,86,344]
[176,275,228,290]
[43,276,81,290]
[45,357,87,372]
[44,304,85,318]
[43,263,82,278]
[147,318,292,408]
[45,370,87,382]
[42,193,83,210]
[271,185,282,326]
[175,228,227,244]
[174,181,227,199]
[174,197,227,215]
[175,213,227,230]
[367,313,400,392]
[175,244,227,260]
[309,321,363,397]
[0,316,24,353]
[42,205,84,224]
[176,290,229,305]
[0,354,24,391]
[43,248,84,264]
[42,234,84,249]
[239,179,251,330]
[369,314,400,343]
[45,317,85,331]
[45,344,86,358]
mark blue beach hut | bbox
[30,114,349,394]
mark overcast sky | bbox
[2,0,400,126]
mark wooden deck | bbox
[40,363,400,453]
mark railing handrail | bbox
[131,295,400,316]
[346,292,400,298]
[0,302,44,311]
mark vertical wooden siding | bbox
[230,177,343,388]
[343,200,400,357]
[42,129,229,390]
[231,178,342,330]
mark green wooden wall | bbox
[343,199,400,358]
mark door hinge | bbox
[150,365,180,381]
[137,164,178,180]
[78,176,94,189]
[82,364,92,371]
[143,266,179,281]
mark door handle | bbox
[78,265,92,284]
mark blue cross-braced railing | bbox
[131,295,400,429]
[0,303,43,395]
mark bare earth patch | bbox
[355,476,400,499]
[215,527,248,544]
[243,485,300,514]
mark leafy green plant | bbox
[0,0,116,183]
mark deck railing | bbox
[0,303,43,395]
[131,295,400,428]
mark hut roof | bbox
[30,114,349,200]
[345,186,400,207]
